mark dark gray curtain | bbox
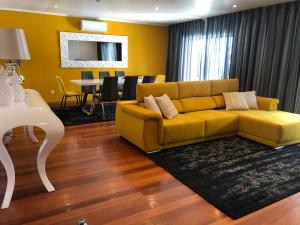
[229,1,300,113]
[166,20,205,81]
[166,1,300,113]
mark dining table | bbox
[70,77,143,115]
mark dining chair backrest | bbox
[155,74,166,83]
[142,75,155,83]
[101,76,119,102]
[122,76,138,100]
[115,71,125,77]
[81,71,95,94]
[56,76,67,96]
[99,71,110,79]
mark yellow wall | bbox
[0,10,168,103]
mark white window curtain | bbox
[180,32,233,81]
[167,18,234,82]
[185,35,233,81]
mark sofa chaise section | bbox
[227,110,300,148]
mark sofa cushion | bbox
[227,110,300,143]
[139,100,183,113]
[180,97,216,113]
[171,100,184,113]
[177,81,211,99]
[155,94,178,119]
[211,79,239,96]
[223,92,249,110]
[136,82,178,102]
[185,110,238,137]
[212,95,225,108]
[243,91,259,109]
[162,114,205,144]
[144,95,161,114]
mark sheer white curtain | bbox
[100,43,117,61]
[178,32,204,81]
[182,32,233,81]
[167,20,205,82]
[167,17,234,82]
[204,33,233,80]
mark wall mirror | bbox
[60,32,128,68]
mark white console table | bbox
[0,89,64,209]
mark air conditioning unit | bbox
[81,20,107,32]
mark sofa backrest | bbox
[136,82,184,113]
[177,81,214,112]
[136,79,239,113]
[177,81,211,98]
[210,79,239,96]
[136,82,179,102]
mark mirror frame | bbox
[60,32,128,68]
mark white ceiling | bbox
[0,0,295,25]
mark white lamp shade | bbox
[0,28,31,60]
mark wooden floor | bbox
[1,122,300,225]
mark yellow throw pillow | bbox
[223,92,249,110]
[155,94,178,119]
[144,95,162,115]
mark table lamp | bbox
[0,28,31,77]
[0,28,31,104]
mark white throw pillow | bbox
[155,94,178,119]
[144,95,162,115]
[243,91,259,109]
[223,92,249,110]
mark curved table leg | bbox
[0,136,15,209]
[37,124,64,192]
[27,126,39,143]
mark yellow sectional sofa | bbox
[116,79,300,152]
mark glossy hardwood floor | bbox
[1,122,300,225]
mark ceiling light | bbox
[108,11,112,15]
[155,7,159,11]
[54,4,59,8]
[233,5,237,8]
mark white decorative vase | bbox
[11,74,25,103]
[0,67,14,106]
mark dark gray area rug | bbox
[52,104,115,126]
[148,137,300,219]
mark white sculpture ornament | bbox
[10,73,25,103]
[0,67,14,106]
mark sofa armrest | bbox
[256,96,279,111]
[118,100,138,105]
[121,104,162,121]
[116,103,163,152]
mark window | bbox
[182,33,233,81]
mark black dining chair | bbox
[115,71,125,78]
[81,71,96,106]
[95,76,119,116]
[119,76,138,100]
[98,71,110,94]
[99,71,110,79]
[142,75,156,83]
